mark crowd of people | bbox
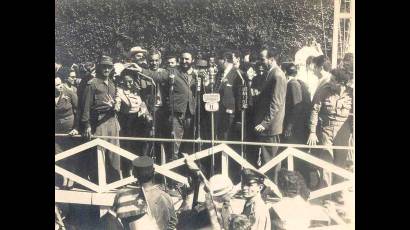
[55,39,354,229]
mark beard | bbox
[150,64,159,71]
[180,62,192,71]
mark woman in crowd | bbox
[55,76,80,188]
[270,169,314,230]
[63,70,78,94]
[115,69,152,177]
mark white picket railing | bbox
[55,135,354,228]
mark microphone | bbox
[169,74,175,85]
[196,70,206,92]
[237,70,248,109]
[208,65,217,85]
[169,74,175,93]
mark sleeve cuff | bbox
[83,122,91,129]
[261,120,269,129]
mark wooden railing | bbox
[55,135,353,201]
[55,135,354,228]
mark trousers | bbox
[171,111,194,161]
[317,120,349,187]
[256,134,281,183]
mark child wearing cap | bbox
[241,168,271,230]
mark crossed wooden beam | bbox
[55,138,353,204]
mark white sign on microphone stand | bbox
[203,93,220,103]
[205,102,219,112]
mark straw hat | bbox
[209,174,234,197]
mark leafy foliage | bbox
[55,0,333,65]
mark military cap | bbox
[98,55,114,66]
[241,168,266,185]
[132,156,154,170]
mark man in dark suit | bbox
[126,51,197,161]
[252,47,287,183]
[214,51,243,141]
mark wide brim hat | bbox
[209,174,234,197]
[130,46,147,55]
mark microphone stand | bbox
[137,71,158,162]
[237,70,248,167]
[192,71,197,155]
[149,77,158,162]
[169,74,176,163]
[209,66,217,176]
[195,71,203,152]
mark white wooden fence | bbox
[55,135,354,229]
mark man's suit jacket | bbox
[252,66,287,136]
[141,67,196,115]
[215,66,243,115]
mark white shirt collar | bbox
[223,64,233,78]
[186,67,194,75]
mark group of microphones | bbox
[194,62,218,93]
[192,62,248,110]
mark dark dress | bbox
[55,87,80,186]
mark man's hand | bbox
[124,63,142,73]
[284,125,293,137]
[307,133,319,146]
[83,127,92,140]
[68,129,79,136]
[254,124,265,133]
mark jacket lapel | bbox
[176,69,189,86]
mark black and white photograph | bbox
[55,0,354,229]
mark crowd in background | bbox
[55,38,354,229]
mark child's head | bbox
[229,214,251,230]
[241,168,266,199]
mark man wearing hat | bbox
[129,46,148,68]
[124,156,177,230]
[241,168,271,230]
[81,55,122,181]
